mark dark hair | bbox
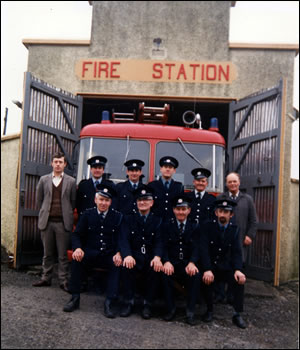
[52,152,66,162]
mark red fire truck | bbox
[76,110,225,194]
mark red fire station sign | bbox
[75,59,237,84]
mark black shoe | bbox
[142,305,152,320]
[32,279,51,287]
[63,295,80,312]
[201,311,213,323]
[186,314,196,326]
[104,299,116,318]
[60,282,70,293]
[232,314,246,329]
[120,303,133,317]
[163,308,176,321]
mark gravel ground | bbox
[1,262,299,349]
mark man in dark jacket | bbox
[119,185,163,319]
[63,184,123,318]
[200,198,247,329]
[162,195,201,326]
[116,159,145,215]
[186,167,216,224]
[76,155,116,217]
[148,156,184,221]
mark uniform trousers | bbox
[162,261,201,315]
[69,253,120,300]
[121,256,161,306]
[202,269,244,313]
[40,220,70,284]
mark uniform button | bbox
[197,209,200,212]
[165,200,168,203]
[180,248,182,251]
[219,248,222,251]
[100,240,103,242]
[166,193,169,196]
[101,226,104,228]
[165,208,168,210]
[101,233,103,236]
[180,242,182,244]
[197,203,200,206]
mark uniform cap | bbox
[214,197,237,211]
[134,185,154,200]
[124,159,145,170]
[191,167,211,179]
[95,183,116,199]
[159,156,179,168]
[87,156,107,168]
[172,194,192,208]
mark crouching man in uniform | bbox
[162,195,201,326]
[200,197,247,329]
[63,184,123,318]
[119,185,163,319]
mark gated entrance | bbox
[15,72,83,268]
[15,73,286,283]
[228,80,284,282]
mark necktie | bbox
[99,212,105,220]
[142,215,146,223]
[165,181,169,190]
[133,184,137,190]
[197,192,201,200]
[179,223,184,234]
[94,180,99,189]
[220,226,225,241]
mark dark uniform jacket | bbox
[186,191,216,224]
[120,212,163,269]
[148,178,184,219]
[116,180,143,215]
[72,207,123,259]
[76,178,116,216]
[199,220,243,272]
[162,217,200,266]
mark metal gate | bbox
[15,72,83,268]
[228,80,284,282]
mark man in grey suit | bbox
[220,172,257,264]
[32,152,76,292]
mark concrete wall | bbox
[21,1,298,283]
[1,135,20,255]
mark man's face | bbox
[137,198,153,213]
[91,166,104,179]
[173,206,191,222]
[127,169,142,183]
[215,208,233,225]
[160,165,176,180]
[193,178,208,192]
[51,157,66,174]
[226,174,240,194]
[95,194,111,212]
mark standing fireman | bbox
[32,152,76,292]
[148,156,184,220]
[187,167,216,224]
[119,185,163,319]
[200,198,247,329]
[116,159,145,215]
[76,155,115,217]
[63,184,123,318]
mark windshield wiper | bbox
[177,137,204,167]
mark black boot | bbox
[63,295,80,312]
[104,299,116,318]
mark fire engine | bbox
[76,106,225,194]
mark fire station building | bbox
[1,1,298,285]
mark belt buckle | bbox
[141,246,146,254]
[179,252,183,260]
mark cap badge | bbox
[141,190,146,195]
[178,199,183,203]
[103,188,108,193]
[197,171,201,175]
[223,201,227,206]
[96,159,100,163]
[166,159,171,163]
[133,163,137,167]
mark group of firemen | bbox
[59,154,249,329]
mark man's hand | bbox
[163,262,174,276]
[150,256,163,272]
[123,255,136,269]
[113,252,122,267]
[72,248,84,262]
[234,270,246,285]
[243,235,252,246]
[202,270,214,285]
[185,262,199,276]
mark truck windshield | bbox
[77,138,150,184]
[155,141,224,193]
